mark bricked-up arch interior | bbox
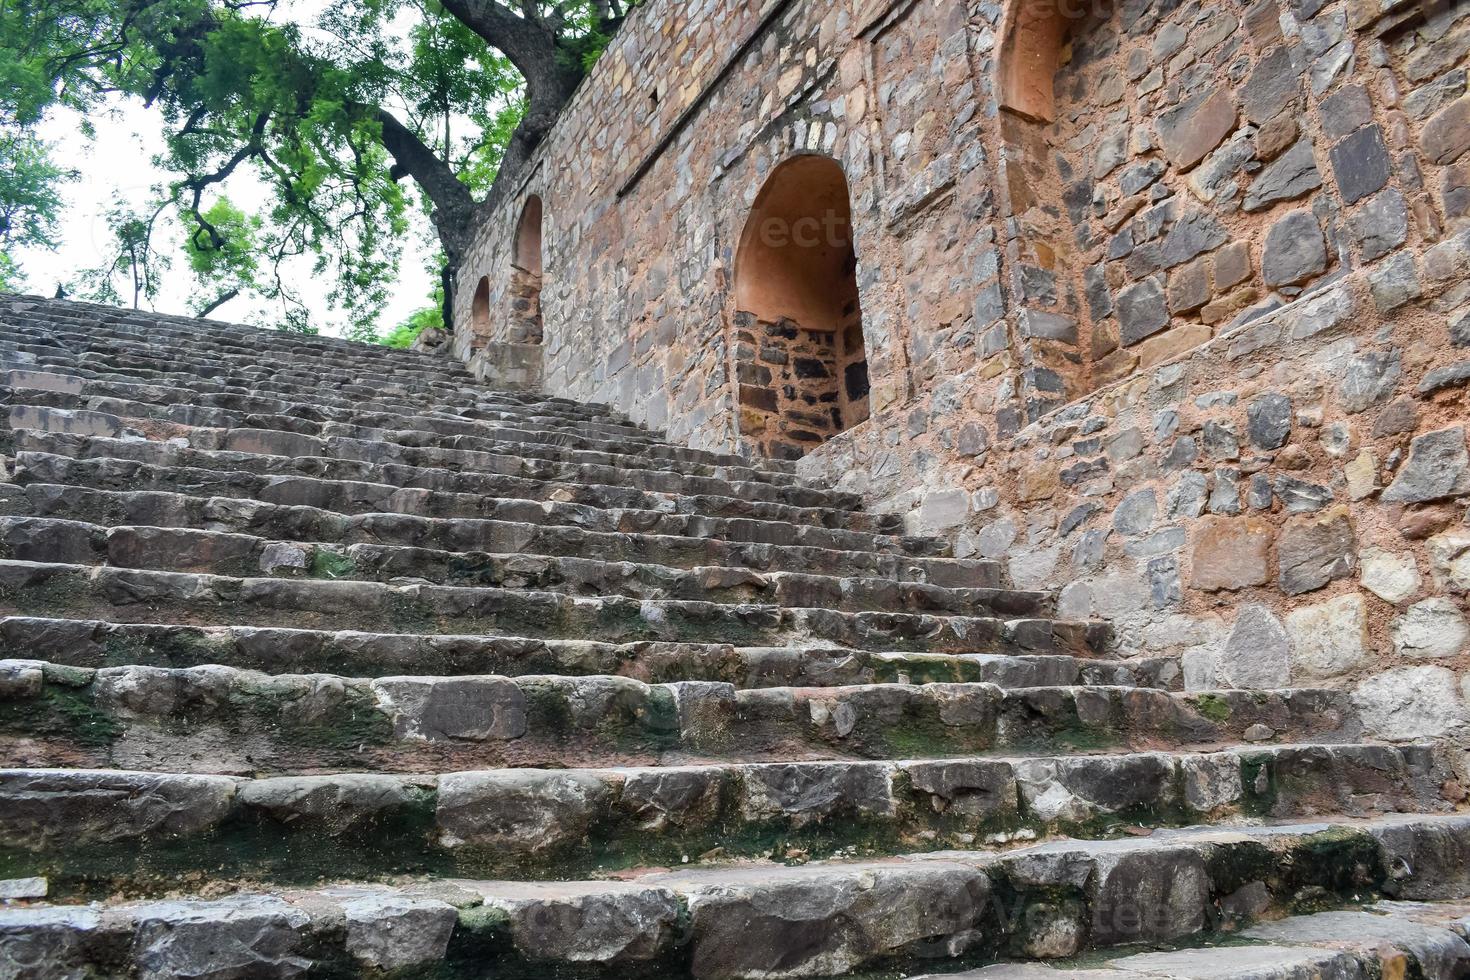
[733,155,870,461]
[507,195,544,344]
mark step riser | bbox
[0,661,1359,774]
[6,418,857,517]
[0,618,1169,689]
[3,383,806,481]
[7,429,891,537]
[0,562,1100,654]
[0,486,979,585]
[4,817,1468,980]
[0,744,1447,898]
[0,519,1031,617]
[4,465,939,557]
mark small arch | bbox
[996,0,1078,123]
[733,155,870,460]
[507,195,544,344]
[470,276,491,339]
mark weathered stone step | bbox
[0,340,645,432]
[5,404,853,508]
[1,482,951,570]
[0,518,1026,617]
[0,659,1358,774]
[1,297,480,372]
[0,744,1447,898]
[3,383,811,487]
[0,561,1103,654]
[4,458,940,557]
[0,618,1174,689]
[0,371,800,477]
[0,364,670,457]
[2,814,1467,979]
[7,427,884,532]
[0,311,480,384]
[0,367,673,443]
[921,900,1470,979]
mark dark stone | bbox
[1330,126,1392,205]
[740,386,778,412]
[1085,264,1113,320]
[1452,308,1470,348]
[1161,210,1229,269]
[1279,508,1356,596]
[1319,84,1374,139]
[1263,209,1327,287]
[1372,397,1418,438]
[1203,421,1240,460]
[1248,473,1274,510]
[1120,160,1166,197]
[1242,47,1302,125]
[956,422,990,457]
[1381,427,1470,504]
[794,358,830,380]
[1168,258,1211,314]
[1060,502,1101,537]
[1421,96,1470,165]
[1148,556,1183,609]
[1417,361,1470,396]
[1274,476,1334,513]
[1157,88,1239,170]
[1162,436,1200,470]
[1348,188,1409,262]
[1117,278,1170,346]
[1243,142,1323,212]
[1112,490,1159,536]
[1338,350,1402,413]
[1247,393,1293,450]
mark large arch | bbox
[732,154,870,460]
[507,195,545,344]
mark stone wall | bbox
[451,0,1470,740]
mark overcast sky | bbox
[9,1,439,339]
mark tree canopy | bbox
[0,0,635,338]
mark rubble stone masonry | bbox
[451,0,1470,740]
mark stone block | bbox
[1278,506,1356,596]
[1262,209,1327,287]
[1285,594,1369,679]
[1190,517,1272,592]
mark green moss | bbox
[310,548,357,580]
[1193,694,1232,723]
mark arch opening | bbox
[733,155,870,461]
[470,276,492,341]
[508,195,544,344]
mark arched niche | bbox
[470,276,492,340]
[507,195,545,344]
[732,155,870,460]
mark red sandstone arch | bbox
[470,276,491,339]
[996,0,1080,123]
[507,195,545,344]
[514,195,544,275]
[732,155,870,459]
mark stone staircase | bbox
[0,295,1467,979]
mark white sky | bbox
[8,0,441,339]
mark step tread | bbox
[1,813,1467,979]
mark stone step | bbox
[0,368,686,450]
[2,381,807,483]
[0,481,951,569]
[2,814,1467,979]
[2,484,971,583]
[4,404,855,508]
[0,618,1176,689]
[0,307,482,383]
[6,426,886,532]
[0,518,1027,617]
[0,335,639,426]
[0,561,1104,654]
[0,371,800,475]
[921,900,1470,979]
[0,659,1358,774]
[0,744,1448,898]
[3,457,941,557]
